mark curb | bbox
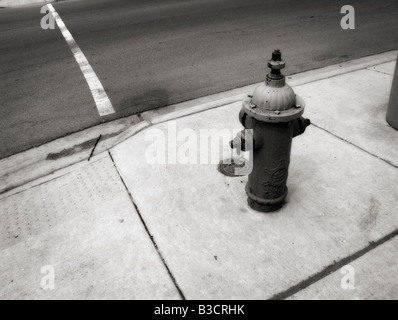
[0,50,396,196]
[0,115,147,195]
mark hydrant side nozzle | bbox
[230,130,257,152]
[293,116,311,137]
[229,135,241,150]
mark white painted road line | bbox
[47,4,115,117]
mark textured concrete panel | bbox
[0,155,180,300]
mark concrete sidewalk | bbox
[0,51,397,300]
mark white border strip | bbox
[47,4,115,116]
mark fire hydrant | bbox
[231,50,310,212]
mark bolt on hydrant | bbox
[231,50,310,212]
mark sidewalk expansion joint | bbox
[311,123,398,169]
[270,228,398,300]
[107,151,186,300]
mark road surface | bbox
[1,0,397,158]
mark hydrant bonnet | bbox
[243,49,305,123]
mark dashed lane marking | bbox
[47,4,115,117]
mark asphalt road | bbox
[1,0,397,159]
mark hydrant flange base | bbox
[245,183,288,205]
[243,96,304,123]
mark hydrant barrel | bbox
[246,121,294,212]
[232,50,310,212]
[386,56,398,130]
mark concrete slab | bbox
[294,68,398,167]
[0,154,180,299]
[111,101,398,299]
[289,237,398,300]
